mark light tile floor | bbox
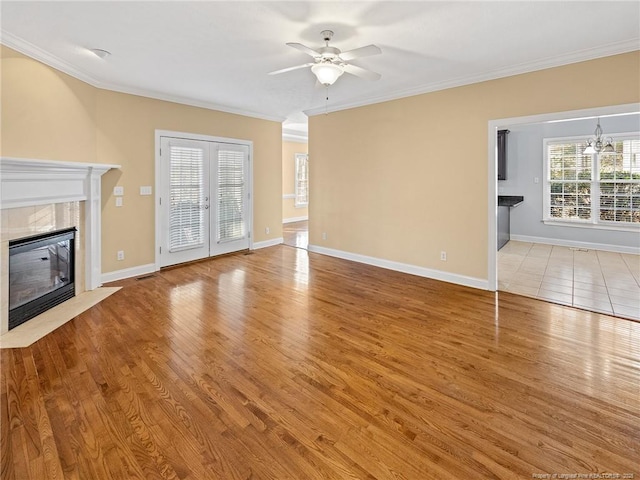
[498,241,640,321]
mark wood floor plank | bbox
[1,245,639,479]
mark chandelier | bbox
[583,119,615,154]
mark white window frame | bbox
[294,153,309,208]
[543,132,640,232]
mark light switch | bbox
[140,186,153,196]
[115,197,123,207]
[114,186,124,196]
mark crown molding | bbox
[282,132,308,143]
[1,30,103,85]
[305,39,640,117]
[95,81,285,122]
[3,28,637,123]
[1,31,285,123]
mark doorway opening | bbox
[282,124,309,250]
[487,103,640,320]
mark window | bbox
[217,148,246,242]
[295,153,309,207]
[545,135,640,228]
[169,145,205,251]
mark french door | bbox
[159,136,251,268]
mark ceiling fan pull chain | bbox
[325,86,329,115]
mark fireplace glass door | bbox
[8,228,76,330]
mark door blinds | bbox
[169,145,204,252]
[217,149,245,243]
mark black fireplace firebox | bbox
[8,227,76,330]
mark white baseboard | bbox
[510,234,640,255]
[252,237,284,250]
[307,245,489,290]
[283,216,308,224]
[101,263,156,284]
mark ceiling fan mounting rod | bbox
[320,30,334,44]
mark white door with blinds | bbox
[211,143,250,255]
[159,136,250,268]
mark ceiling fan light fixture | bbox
[311,63,344,86]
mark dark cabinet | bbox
[497,129,509,180]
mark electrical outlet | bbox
[115,197,123,207]
[117,250,125,261]
[322,232,327,240]
[440,251,447,261]
[265,227,270,234]
[534,177,540,184]
[113,186,124,196]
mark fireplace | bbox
[1,157,118,335]
[8,228,77,330]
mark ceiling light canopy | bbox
[311,62,344,86]
[583,119,615,154]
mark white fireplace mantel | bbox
[1,157,120,290]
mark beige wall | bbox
[309,51,640,281]
[0,46,97,162]
[1,46,283,275]
[282,140,308,221]
[96,90,282,272]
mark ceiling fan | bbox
[269,30,382,86]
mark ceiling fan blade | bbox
[286,42,321,58]
[343,64,381,81]
[268,63,314,75]
[339,44,381,61]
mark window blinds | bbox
[599,139,640,223]
[547,138,640,224]
[217,149,245,243]
[295,154,309,207]
[548,142,592,220]
[169,145,204,252]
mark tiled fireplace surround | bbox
[0,158,118,335]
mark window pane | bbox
[577,208,590,219]
[598,139,640,224]
[169,145,204,252]
[548,143,591,183]
[548,180,590,220]
[547,138,639,225]
[217,149,246,242]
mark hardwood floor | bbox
[283,220,308,249]
[2,246,639,479]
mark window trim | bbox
[543,132,640,232]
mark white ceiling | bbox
[2,1,639,136]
